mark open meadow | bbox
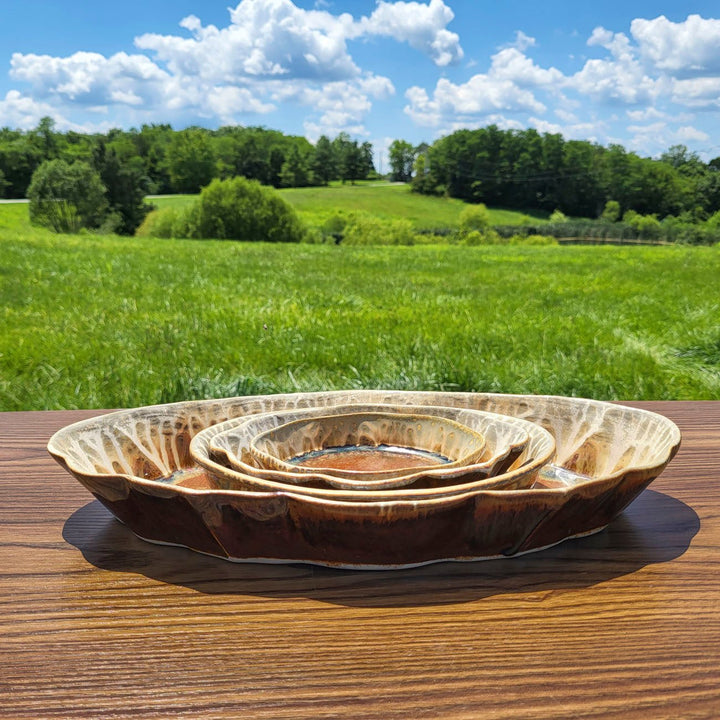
[153,182,545,230]
[1,195,719,410]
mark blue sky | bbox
[2,0,720,166]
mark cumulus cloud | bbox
[354,0,463,66]
[404,42,562,127]
[489,46,563,87]
[0,90,69,130]
[10,51,170,105]
[568,28,660,105]
[671,77,720,108]
[137,0,360,82]
[675,125,709,142]
[5,0,460,134]
[631,15,720,76]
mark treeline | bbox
[395,126,720,221]
[0,118,375,200]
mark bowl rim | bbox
[196,403,546,497]
[249,409,487,476]
[47,390,681,509]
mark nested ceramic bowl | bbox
[196,403,542,497]
[48,391,681,569]
[243,410,486,486]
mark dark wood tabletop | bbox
[1,402,719,719]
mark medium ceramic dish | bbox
[248,410,488,484]
[201,403,537,496]
[47,391,681,569]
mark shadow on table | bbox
[63,489,699,608]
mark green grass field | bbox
[151,182,544,231]
[1,197,719,410]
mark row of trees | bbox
[0,119,376,232]
[390,128,720,221]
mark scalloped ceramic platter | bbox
[48,391,681,569]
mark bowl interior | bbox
[195,403,547,497]
[249,410,487,482]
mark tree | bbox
[388,139,415,182]
[360,141,375,179]
[279,145,310,187]
[312,135,335,184]
[27,159,107,232]
[92,140,152,234]
[30,117,59,160]
[166,128,215,193]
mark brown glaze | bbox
[47,391,681,568]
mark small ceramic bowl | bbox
[247,410,487,486]
[194,403,546,497]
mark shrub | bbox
[342,212,416,245]
[549,209,568,223]
[28,159,108,233]
[461,228,505,246]
[458,203,491,233]
[193,177,305,242]
[601,200,621,222]
[137,177,306,243]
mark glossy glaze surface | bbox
[48,391,681,568]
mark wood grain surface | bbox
[1,402,718,720]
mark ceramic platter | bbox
[48,390,681,569]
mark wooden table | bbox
[1,402,719,719]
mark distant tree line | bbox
[0,118,375,233]
[390,127,720,222]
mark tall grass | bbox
[1,217,718,409]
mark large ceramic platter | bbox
[47,391,681,569]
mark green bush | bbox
[601,200,621,222]
[549,209,568,223]
[461,228,505,245]
[27,159,108,233]
[342,212,415,245]
[458,203,491,233]
[192,177,305,242]
[136,177,306,242]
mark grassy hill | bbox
[1,203,718,409]
[151,182,545,231]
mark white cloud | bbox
[10,51,169,104]
[675,125,709,142]
[404,74,546,128]
[0,90,68,130]
[568,28,660,105]
[6,0,458,136]
[554,108,578,123]
[631,15,720,76]
[403,42,559,127]
[298,74,394,138]
[489,47,563,87]
[354,0,463,66]
[136,0,359,82]
[509,31,536,53]
[671,77,720,108]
